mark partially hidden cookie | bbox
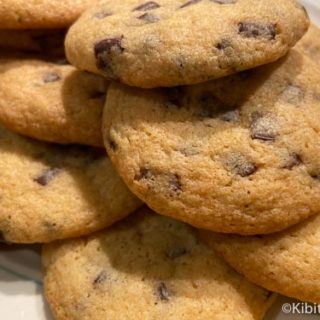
[0,125,142,243]
[65,0,309,88]
[0,59,107,147]
[0,0,94,29]
[200,213,320,304]
[43,207,275,320]
[297,23,320,63]
[103,49,320,235]
[0,29,65,56]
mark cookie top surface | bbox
[0,29,66,56]
[0,0,93,29]
[103,49,320,235]
[43,207,275,320]
[65,0,309,88]
[297,23,320,63]
[200,212,320,304]
[0,125,142,243]
[0,58,107,147]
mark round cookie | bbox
[0,59,107,147]
[65,0,309,88]
[0,0,94,29]
[103,49,320,235]
[0,29,65,56]
[297,23,320,63]
[199,213,320,304]
[0,125,142,244]
[43,207,275,320]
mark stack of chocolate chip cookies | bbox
[0,0,319,319]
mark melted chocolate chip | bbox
[93,271,107,287]
[283,153,302,170]
[238,22,277,40]
[43,71,61,83]
[281,84,304,105]
[226,153,257,177]
[250,112,278,141]
[94,11,112,19]
[138,12,159,23]
[134,1,160,11]
[211,0,237,4]
[157,282,170,301]
[180,0,202,9]
[94,37,124,79]
[166,244,188,259]
[34,168,62,186]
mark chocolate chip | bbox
[219,110,240,122]
[282,153,302,170]
[281,84,304,105]
[93,271,107,287]
[157,282,170,301]
[135,168,182,194]
[43,71,61,83]
[94,11,112,19]
[138,12,159,23]
[226,152,257,177]
[34,168,62,186]
[211,0,237,4]
[238,22,277,40]
[194,92,236,118]
[180,0,202,9]
[166,244,188,259]
[94,37,124,79]
[250,112,278,141]
[134,1,160,11]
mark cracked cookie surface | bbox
[103,49,320,235]
[0,58,107,147]
[65,0,309,88]
[0,125,141,243]
[43,207,275,320]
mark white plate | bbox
[0,2,319,319]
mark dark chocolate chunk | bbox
[94,11,112,19]
[94,37,124,79]
[166,244,188,259]
[138,12,159,23]
[43,71,61,83]
[34,168,62,186]
[93,270,107,287]
[250,112,278,141]
[157,282,170,301]
[180,0,202,9]
[238,22,277,40]
[226,152,257,177]
[283,153,302,170]
[134,1,160,11]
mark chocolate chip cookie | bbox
[43,207,275,320]
[0,58,107,147]
[65,0,309,88]
[0,0,94,29]
[0,125,142,243]
[297,23,320,63]
[103,49,320,235]
[200,212,320,304]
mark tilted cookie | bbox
[0,125,142,243]
[0,59,107,147]
[65,0,309,88]
[0,0,94,29]
[297,23,320,63]
[0,29,65,56]
[103,49,320,235]
[43,207,275,320]
[200,213,320,304]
